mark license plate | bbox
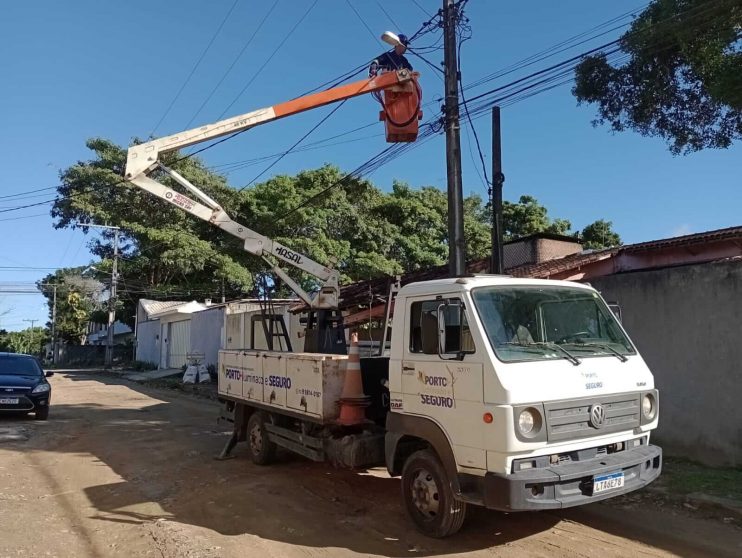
[0,398,20,405]
[593,472,624,494]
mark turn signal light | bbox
[483,412,494,424]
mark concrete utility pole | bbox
[51,284,57,364]
[81,223,122,368]
[443,0,466,276]
[105,228,120,368]
[490,106,505,274]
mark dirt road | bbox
[0,371,740,558]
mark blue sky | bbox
[1,0,740,331]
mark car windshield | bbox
[471,286,635,363]
[0,356,43,376]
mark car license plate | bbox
[593,472,624,494]
[0,397,20,405]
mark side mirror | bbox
[607,302,622,323]
[45,371,54,377]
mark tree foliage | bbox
[0,327,47,356]
[37,269,104,343]
[51,138,620,328]
[502,195,572,240]
[580,219,622,249]
[573,0,742,153]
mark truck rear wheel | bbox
[401,449,467,538]
[247,411,277,465]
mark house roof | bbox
[336,225,742,311]
[139,299,188,317]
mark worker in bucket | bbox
[369,33,413,77]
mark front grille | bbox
[0,395,34,411]
[0,386,31,395]
[544,393,640,442]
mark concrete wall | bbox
[190,306,224,368]
[135,319,160,365]
[589,260,742,466]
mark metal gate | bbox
[167,320,191,369]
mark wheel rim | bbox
[249,423,263,454]
[410,467,440,518]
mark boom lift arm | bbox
[123,69,418,310]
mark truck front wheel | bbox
[246,411,277,465]
[401,449,467,538]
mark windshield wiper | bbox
[501,341,581,366]
[562,341,628,362]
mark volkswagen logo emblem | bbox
[589,404,606,428]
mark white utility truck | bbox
[215,277,661,537]
[122,65,661,537]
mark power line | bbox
[239,100,349,191]
[375,0,403,30]
[345,0,382,45]
[0,186,57,200]
[410,0,433,18]
[183,0,282,129]
[216,0,319,119]
[150,0,240,136]
[0,212,48,222]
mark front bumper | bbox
[483,444,662,511]
[0,392,50,412]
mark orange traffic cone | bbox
[337,332,370,426]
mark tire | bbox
[246,412,277,465]
[35,406,49,421]
[401,449,467,538]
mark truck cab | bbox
[385,275,661,536]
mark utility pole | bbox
[105,228,120,368]
[81,223,122,368]
[23,319,37,355]
[51,284,57,364]
[443,0,466,276]
[490,106,505,274]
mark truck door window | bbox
[410,299,474,355]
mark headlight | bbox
[518,409,536,434]
[31,383,50,394]
[642,393,656,420]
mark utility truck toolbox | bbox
[219,350,347,421]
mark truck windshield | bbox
[471,286,635,363]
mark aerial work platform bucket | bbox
[379,73,422,143]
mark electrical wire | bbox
[238,100,348,191]
[411,0,433,18]
[183,0,282,129]
[150,0,240,136]
[216,0,319,119]
[375,0,403,30]
[345,0,382,45]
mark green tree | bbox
[580,220,622,249]
[37,269,104,344]
[502,195,574,240]
[3,327,47,356]
[53,138,256,323]
[573,0,742,154]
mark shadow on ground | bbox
[2,369,737,557]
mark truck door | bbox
[399,296,486,470]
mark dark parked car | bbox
[0,353,53,420]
